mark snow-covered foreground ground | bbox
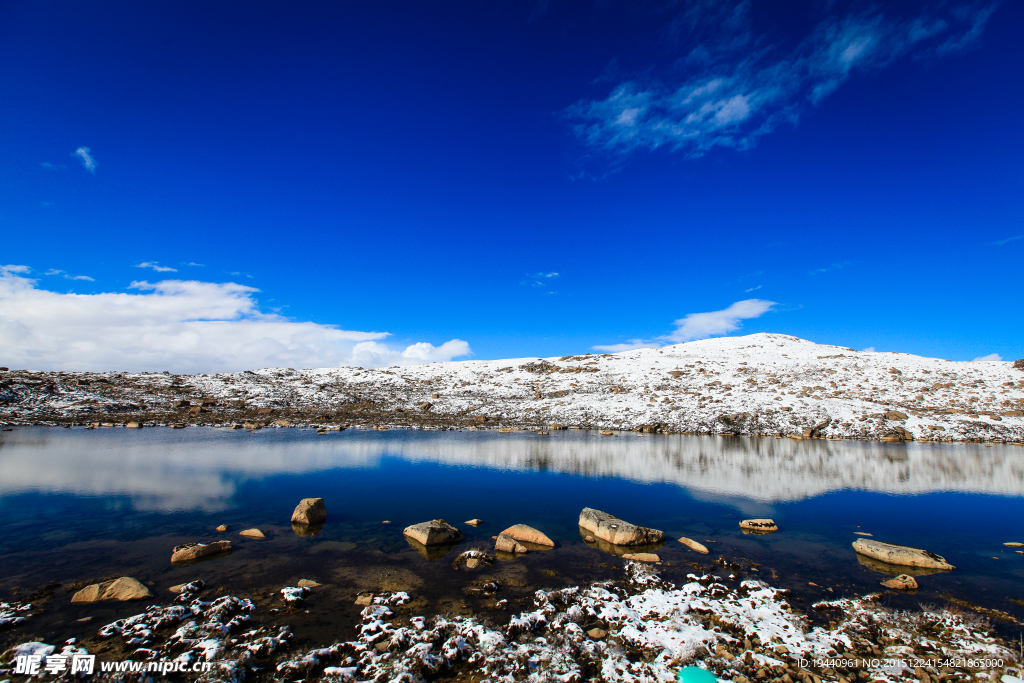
[3,333,1022,442]
[2,565,1017,683]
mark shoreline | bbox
[2,334,1022,444]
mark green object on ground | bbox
[676,666,718,683]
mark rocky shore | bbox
[1,334,1022,442]
[1,563,1018,682]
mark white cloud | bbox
[185,262,205,267]
[973,353,1002,361]
[0,270,472,373]
[134,261,178,273]
[44,269,94,282]
[592,298,776,352]
[862,347,877,353]
[568,3,998,157]
[72,147,96,173]
[663,299,776,343]
[744,285,761,292]
[991,235,1022,246]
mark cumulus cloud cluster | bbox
[568,2,998,157]
[0,267,470,373]
[593,298,776,352]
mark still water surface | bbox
[1,427,1022,648]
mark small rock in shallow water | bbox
[678,537,709,554]
[216,524,229,532]
[739,519,778,533]
[355,593,374,606]
[854,531,872,536]
[465,519,483,526]
[1004,542,1023,547]
[239,528,266,538]
[296,579,321,588]
[881,574,918,591]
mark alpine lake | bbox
[1,426,1022,655]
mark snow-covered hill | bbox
[2,333,1022,442]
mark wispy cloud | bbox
[567,3,998,158]
[522,271,560,292]
[990,235,1022,246]
[744,284,761,292]
[0,270,472,373]
[134,261,178,273]
[973,353,1002,361]
[593,298,776,352]
[808,261,851,276]
[72,147,96,173]
[45,269,94,282]
[184,262,205,267]
[40,162,65,171]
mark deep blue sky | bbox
[1,0,1021,370]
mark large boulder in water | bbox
[497,524,554,547]
[403,519,464,546]
[171,540,232,564]
[71,577,152,604]
[291,498,328,525]
[853,538,954,570]
[578,508,665,546]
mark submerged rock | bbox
[170,540,232,564]
[403,519,464,546]
[621,553,660,562]
[239,528,265,538]
[291,497,328,525]
[464,519,483,526]
[853,538,955,570]
[498,523,554,547]
[296,579,322,588]
[881,574,919,591]
[216,524,229,532]
[71,577,152,604]
[579,508,665,546]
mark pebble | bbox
[587,628,607,640]
[216,524,229,532]
[296,579,321,588]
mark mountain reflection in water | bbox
[1,427,1020,512]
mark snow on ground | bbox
[2,566,1017,682]
[2,333,1023,442]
